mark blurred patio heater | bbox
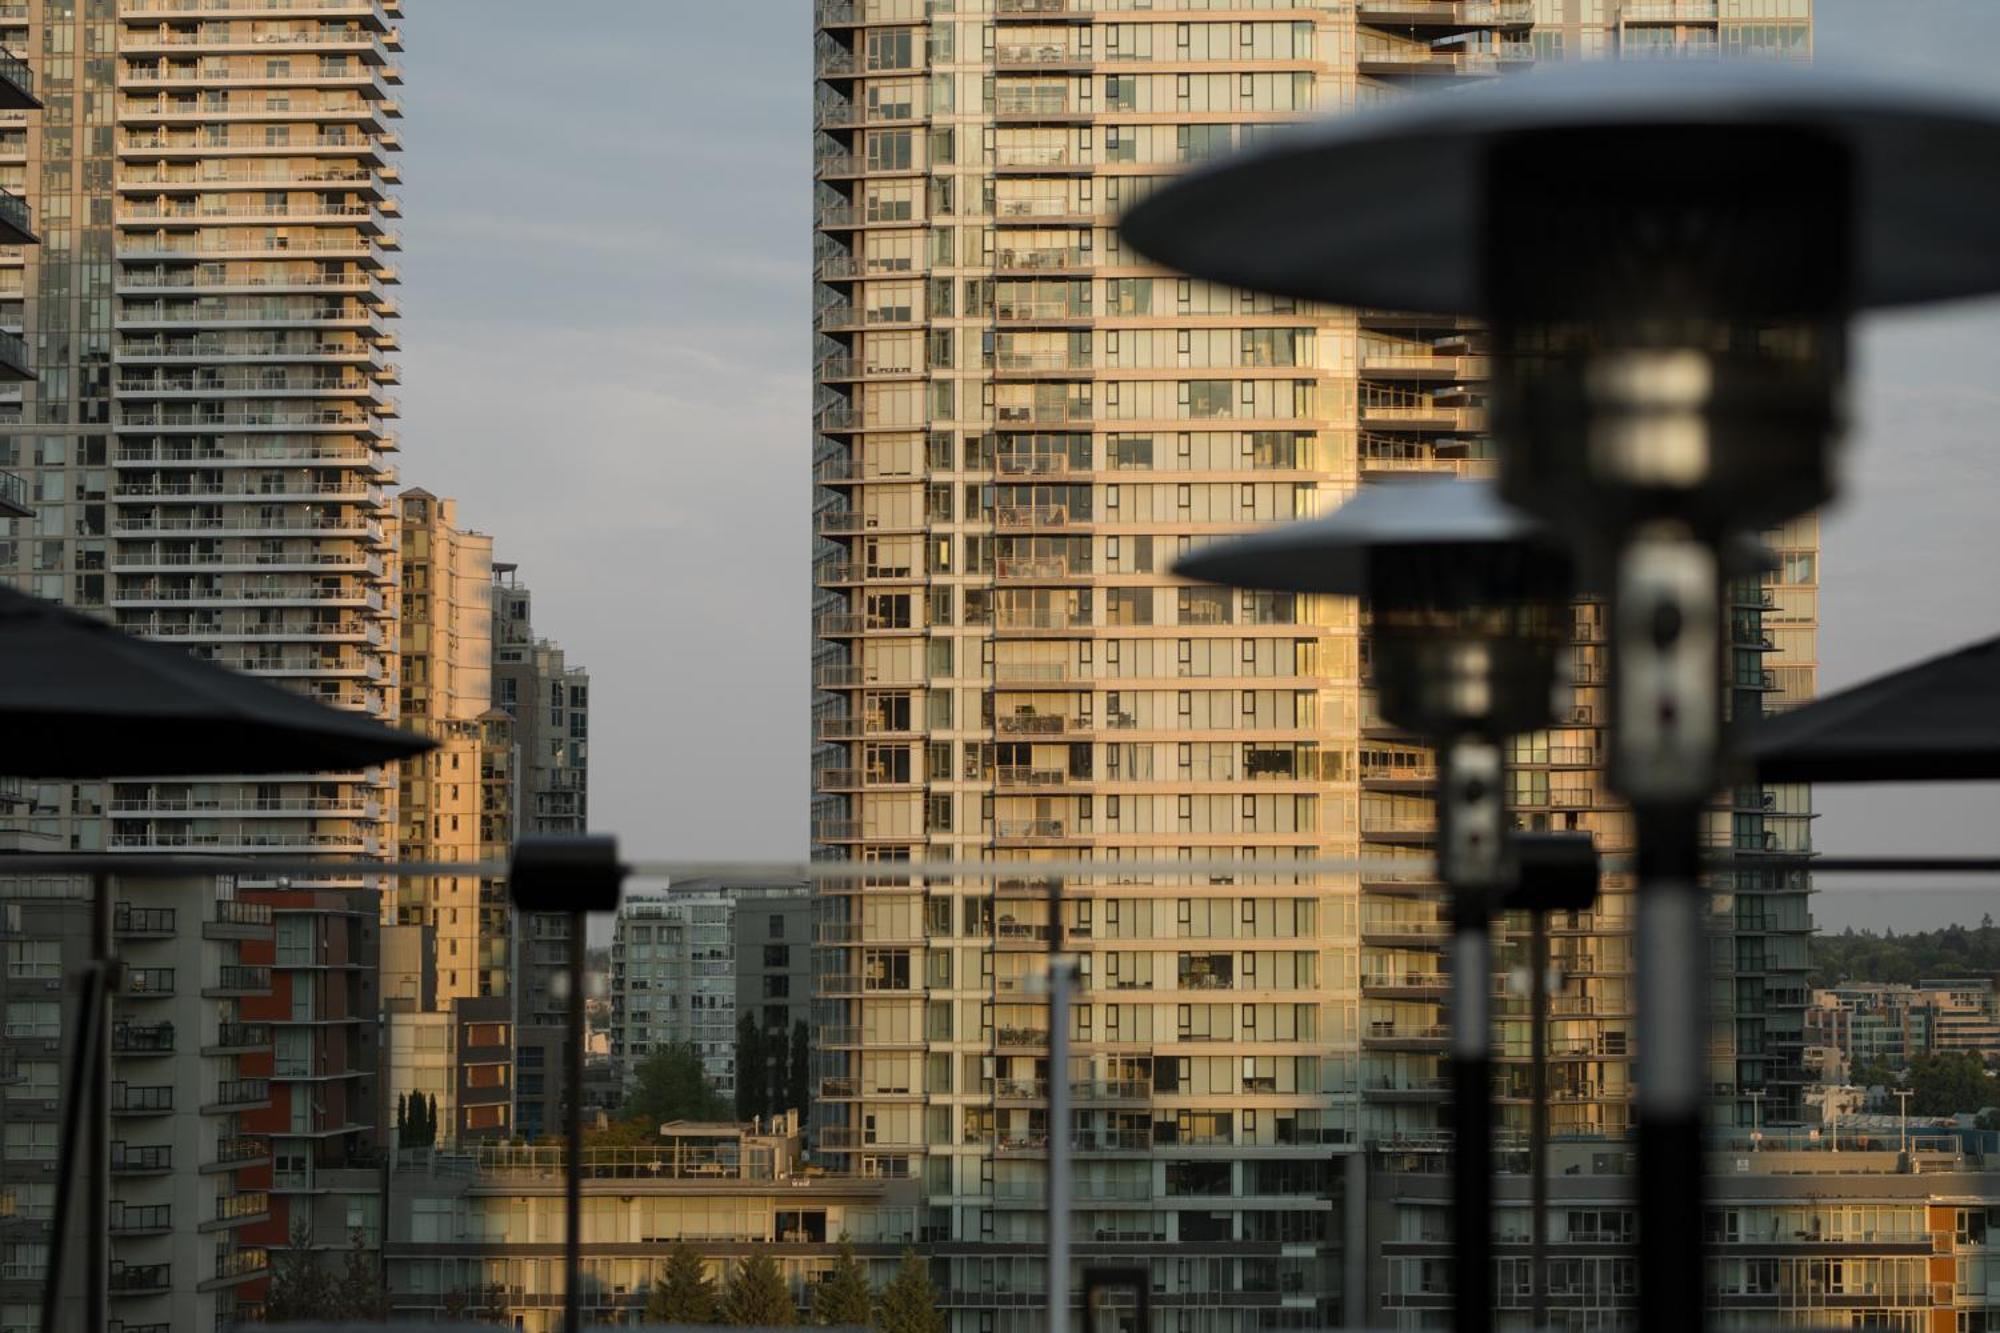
[511,836,625,1333]
[1178,477,1572,1333]
[1125,60,2000,1333]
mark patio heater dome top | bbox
[1173,475,1541,595]
[1119,59,2000,316]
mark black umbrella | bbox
[0,583,430,1333]
[0,583,431,777]
[1746,632,2000,783]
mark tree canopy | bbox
[810,1240,873,1327]
[1813,919,2000,988]
[646,1242,720,1325]
[721,1251,798,1326]
[875,1250,944,1333]
[1907,1051,2000,1117]
[622,1041,730,1124]
[735,1014,769,1123]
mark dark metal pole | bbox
[1439,736,1502,1333]
[1448,890,1493,1333]
[38,956,101,1333]
[87,871,111,1333]
[1634,803,1705,1333]
[564,910,586,1333]
[1529,910,1549,1332]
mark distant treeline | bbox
[1812,917,2000,988]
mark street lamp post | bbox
[1121,59,2000,1333]
[1176,478,1573,1333]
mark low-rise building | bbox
[383,1116,916,1330]
[1366,1134,2000,1330]
[1808,980,2000,1074]
[0,872,274,1331]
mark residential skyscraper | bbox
[105,2,406,871]
[491,561,590,1140]
[387,488,515,1144]
[810,4,1815,1327]
[0,4,403,1327]
[392,488,509,1004]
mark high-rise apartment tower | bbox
[810,3,1815,1329]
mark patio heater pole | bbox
[565,909,586,1333]
[507,838,625,1333]
[88,869,111,1333]
[1529,904,1548,1333]
[1439,735,1505,1333]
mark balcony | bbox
[1356,0,1533,29]
[110,1203,173,1237]
[111,1022,177,1056]
[109,1263,172,1297]
[114,904,178,938]
[0,45,35,110]
[0,187,25,246]
[110,1085,174,1117]
[111,1143,174,1176]
[203,965,273,997]
[203,1077,272,1113]
[204,1022,271,1054]
[121,967,176,999]
[0,467,27,519]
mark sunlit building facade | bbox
[0,4,403,1327]
[811,3,1815,1328]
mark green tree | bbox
[722,1251,798,1326]
[332,1226,386,1320]
[787,1019,812,1122]
[427,1092,442,1145]
[736,1013,768,1123]
[623,1042,731,1124]
[645,1242,720,1325]
[394,1092,408,1146]
[875,1251,943,1333]
[260,1219,334,1323]
[1908,1051,2000,1117]
[811,1240,873,1327]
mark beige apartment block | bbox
[389,490,515,1143]
[811,2,1815,1328]
[393,489,510,1004]
[100,0,406,877]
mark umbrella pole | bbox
[88,871,111,1333]
[564,908,586,1333]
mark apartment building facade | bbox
[237,883,383,1300]
[0,874,275,1332]
[382,1122,916,1330]
[0,4,403,1327]
[491,562,591,1140]
[1365,1137,1998,1331]
[610,891,739,1096]
[810,2,1815,1327]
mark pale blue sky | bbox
[390,1,1997,930]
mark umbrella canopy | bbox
[1119,59,2000,315]
[1745,633,2000,783]
[0,584,432,778]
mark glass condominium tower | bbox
[804,2,1818,1330]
